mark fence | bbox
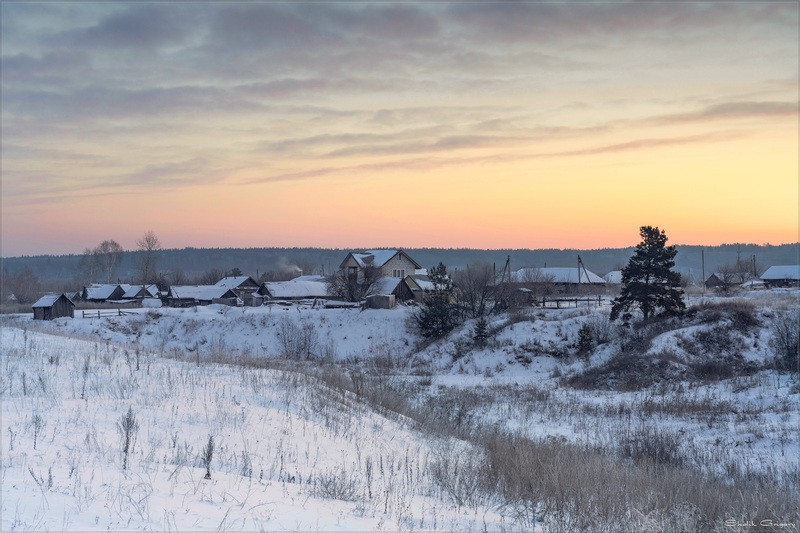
[81,309,138,318]
[533,296,606,309]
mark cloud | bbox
[247,130,745,185]
[47,4,198,51]
[645,101,798,125]
[541,131,744,158]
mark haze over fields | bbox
[2,2,798,256]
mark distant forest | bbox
[3,243,798,288]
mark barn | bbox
[760,265,800,288]
[32,293,75,320]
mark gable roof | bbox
[512,267,605,284]
[214,276,259,289]
[761,265,800,281]
[168,285,237,301]
[340,249,422,270]
[368,277,403,296]
[405,274,435,291]
[32,293,75,308]
[261,276,330,299]
[603,270,622,284]
[84,283,129,300]
[122,284,158,299]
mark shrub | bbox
[312,467,361,501]
[276,317,318,359]
[769,311,799,373]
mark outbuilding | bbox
[32,293,75,320]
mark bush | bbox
[312,467,361,501]
[276,317,318,359]
[770,311,799,373]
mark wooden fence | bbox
[533,296,606,309]
[81,309,138,318]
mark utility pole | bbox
[701,248,705,298]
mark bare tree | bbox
[7,267,41,304]
[328,265,380,302]
[94,240,124,283]
[136,230,161,289]
[77,247,100,284]
[453,262,497,318]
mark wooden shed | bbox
[32,293,75,320]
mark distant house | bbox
[32,293,75,320]
[367,276,414,302]
[167,285,239,307]
[122,284,159,300]
[704,273,730,290]
[761,265,800,288]
[339,250,422,281]
[603,270,623,284]
[404,274,435,302]
[81,284,130,302]
[215,276,261,305]
[215,276,260,293]
[259,275,332,301]
[512,267,605,285]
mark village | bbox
[26,247,800,321]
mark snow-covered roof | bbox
[262,276,330,299]
[512,267,605,284]
[740,279,765,288]
[122,285,158,298]
[168,285,235,301]
[761,265,800,281]
[344,249,421,270]
[32,293,74,308]
[406,274,435,291]
[603,270,622,284]
[368,277,402,296]
[84,284,129,300]
[214,276,257,289]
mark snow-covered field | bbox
[2,290,798,531]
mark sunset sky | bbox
[2,2,798,256]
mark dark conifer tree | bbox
[611,226,685,320]
[473,316,489,346]
[416,263,460,338]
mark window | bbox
[392,269,405,278]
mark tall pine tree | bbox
[611,226,685,320]
[416,262,460,338]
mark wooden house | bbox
[81,283,129,302]
[367,276,414,302]
[215,276,261,305]
[32,293,75,320]
[760,265,800,288]
[339,250,422,282]
[122,284,159,300]
[167,285,239,307]
[259,275,332,301]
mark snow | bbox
[512,267,605,284]
[262,276,330,299]
[4,288,798,530]
[367,277,401,296]
[214,276,255,289]
[761,265,800,281]
[349,250,407,269]
[84,284,131,300]
[167,285,234,301]
[603,270,622,284]
[0,326,506,532]
[122,285,158,299]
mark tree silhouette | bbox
[611,226,685,320]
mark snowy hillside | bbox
[2,290,798,530]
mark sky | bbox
[1,2,798,256]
